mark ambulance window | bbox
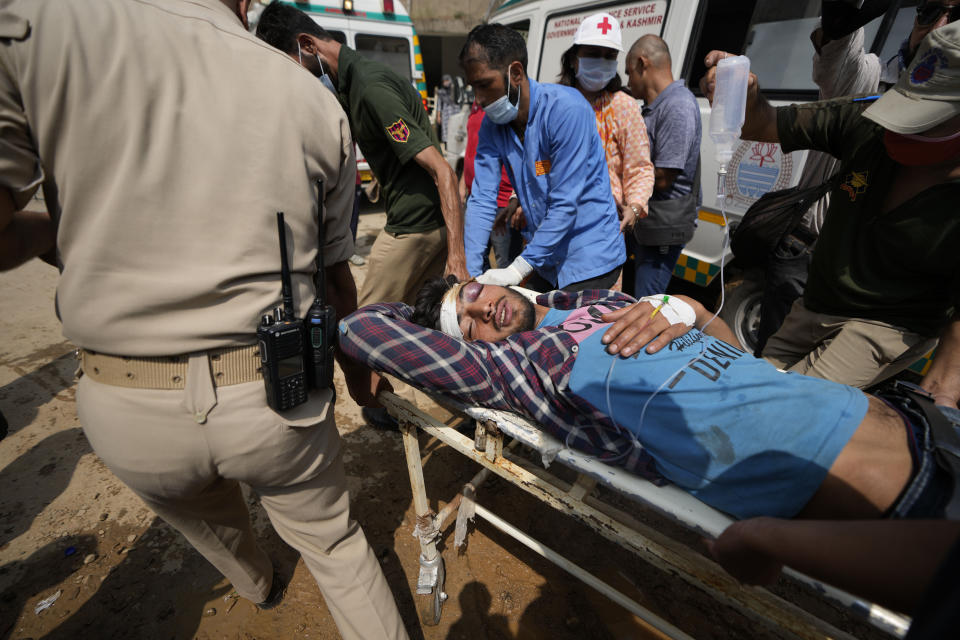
[742,0,890,96]
[685,1,755,94]
[356,34,412,81]
[742,0,824,95]
[873,1,919,69]
[507,19,530,42]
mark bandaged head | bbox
[438,282,540,339]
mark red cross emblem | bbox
[597,17,613,34]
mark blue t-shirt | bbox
[539,305,869,518]
[643,80,702,203]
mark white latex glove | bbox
[475,256,533,287]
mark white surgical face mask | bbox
[576,56,618,92]
[484,70,520,125]
[298,42,336,95]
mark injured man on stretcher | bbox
[339,278,958,521]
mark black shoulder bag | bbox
[730,171,841,268]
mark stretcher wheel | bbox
[417,557,445,626]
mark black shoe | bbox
[255,573,287,611]
[362,406,399,431]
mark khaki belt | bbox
[79,344,262,389]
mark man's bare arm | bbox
[414,145,470,280]
[707,517,960,614]
[0,187,56,271]
[687,297,742,349]
[326,260,391,406]
[700,50,779,143]
[921,316,960,408]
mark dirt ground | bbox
[0,205,893,640]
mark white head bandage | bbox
[439,282,465,338]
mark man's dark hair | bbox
[411,275,457,330]
[256,1,334,54]
[459,23,528,72]
[558,45,623,93]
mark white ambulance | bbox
[488,0,918,354]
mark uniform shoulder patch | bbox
[840,170,869,201]
[386,119,410,143]
[910,48,947,85]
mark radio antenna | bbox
[315,179,326,296]
[276,211,295,321]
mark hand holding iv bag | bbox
[709,55,750,170]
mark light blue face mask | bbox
[576,56,619,92]
[298,42,336,95]
[484,71,520,125]
[316,56,336,94]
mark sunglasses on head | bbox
[916,1,960,27]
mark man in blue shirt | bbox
[625,35,702,298]
[459,24,625,293]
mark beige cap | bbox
[864,22,960,134]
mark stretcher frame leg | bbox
[398,417,446,625]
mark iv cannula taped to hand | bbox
[710,55,750,171]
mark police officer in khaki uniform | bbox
[0,1,407,638]
[256,2,471,429]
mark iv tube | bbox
[598,59,750,457]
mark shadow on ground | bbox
[0,346,76,439]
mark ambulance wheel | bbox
[720,277,763,354]
[417,558,445,626]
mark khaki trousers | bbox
[762,299,938,389]
[358,226,447,306]
[77,356,407,640]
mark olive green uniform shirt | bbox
[336,46,443,235]
[777,97,960,337]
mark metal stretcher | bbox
[380,391,913,639]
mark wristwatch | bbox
[628,204,641,221]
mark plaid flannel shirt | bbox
[339,289,661,479]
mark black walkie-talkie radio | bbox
[304,179,337,390]
[258,212,308,411]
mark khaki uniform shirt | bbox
[0,0,355,356]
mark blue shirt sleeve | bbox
[464,119,502,276]
[520,97,602,269]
